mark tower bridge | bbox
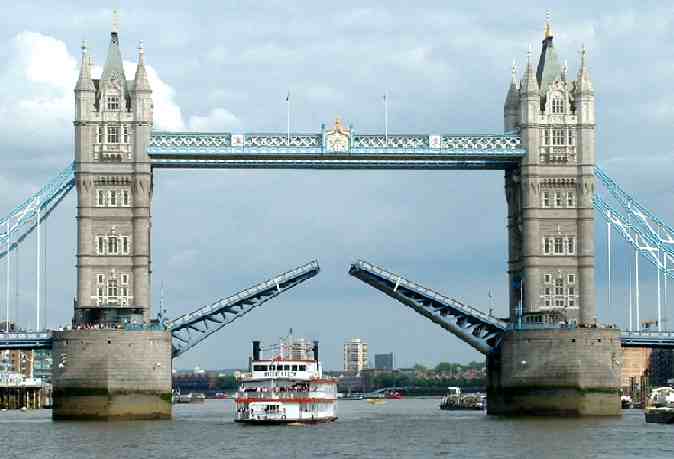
[1,17,674,418]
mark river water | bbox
[0,399,672,458]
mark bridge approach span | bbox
[167,260,320,357]
[348,260,507,354]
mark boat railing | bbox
[236,391,333,400]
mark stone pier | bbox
[487,328,622,416]
[51,329,172,420]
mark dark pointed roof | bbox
[100,31,128,92]
[536,35,562,93]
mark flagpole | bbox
[384,91,388,143]
[286,91,290,144]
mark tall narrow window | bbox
[544,238,552,255]
[97,126,104,144]
[121,274,128,285]
[544,129,550,146]
[568,129,575,146]
[567,237,576,255]
[552,97,563,114]
[567,192,576,208]
[106,96,120,111]
[97,190,105,207]
[97,236,105,255]
[108,237,118,255]
[109,190,117,207]
[97,287,104,305]
[107,279,118,299]
[553,129,565,145]
[555,192,563,208]
[122,190,129,206]
[123,125,129,143]
[97,274,105,284]
[107,126,120,143]
[554,237,564,254]
[122,236,129,255]
[542,192,551,208]
[544,273,552,284]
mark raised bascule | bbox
[2,16,674,418]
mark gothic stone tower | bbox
[74,26,153,326]
[52,26,171,420]
[504,20,596,327]
[489,21,622,416]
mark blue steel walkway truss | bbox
[167,260,320,357]
[348,260,507,354]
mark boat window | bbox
[253,365,268,372]
[269,365,275,371]
[292,365,298,371]
[299,365,306,371]
[284,365,290,371]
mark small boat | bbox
[645,387,674,424]
[621,395,633,409]
[440,387,485,411]
[191,393,206,403]
[175,393,193,404]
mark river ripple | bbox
[0,398,672,458]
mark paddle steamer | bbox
[234,334,337,424]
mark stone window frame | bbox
[567,274,576,284]
[542,191,551,208]
[566,191,576,208]
[544,273,552,284]
[552,129,565,146]
[551,96,564,114]
[97,189,106,207]
[107,125,120,143]
[106,95,121,111]
[543,236,577,256]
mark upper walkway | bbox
[147,131,525,170]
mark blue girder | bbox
[167,260,320,357]
[0,162,75,260]
[348,260,507,354]
[0,331,52,350]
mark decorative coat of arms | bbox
[325,117,350,153]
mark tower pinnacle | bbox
[544,11,553,39]
[112,9,120,34]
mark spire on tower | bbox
[521,44,538,94]
[577,44,593,93]
[112,9,120,34]
[544,11,553,39]
[134,40,151,92]
[75,39,94,91]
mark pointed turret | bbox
[75,40,95,92]
[521,45,539,95]
[504,60,520,131]
[100,11,128,92]
[576,45,593,94]
[536,12,562,93]
[134,41,151,92]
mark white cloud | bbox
[0,31,241,149]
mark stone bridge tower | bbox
[73,24,153,326]
[504,19,596,327]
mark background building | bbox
[343,338,368,373]
[374,352,395,370]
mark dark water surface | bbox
[0,399,672,458]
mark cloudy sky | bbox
[1,1,674,370]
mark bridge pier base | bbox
[51,329,172,420]
[486,328,622,416]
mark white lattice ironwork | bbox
[441,135,521,150]
[245,134,321,148]
[148,131,522,155]
[352,135,428,149]
[149,133,231,149]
